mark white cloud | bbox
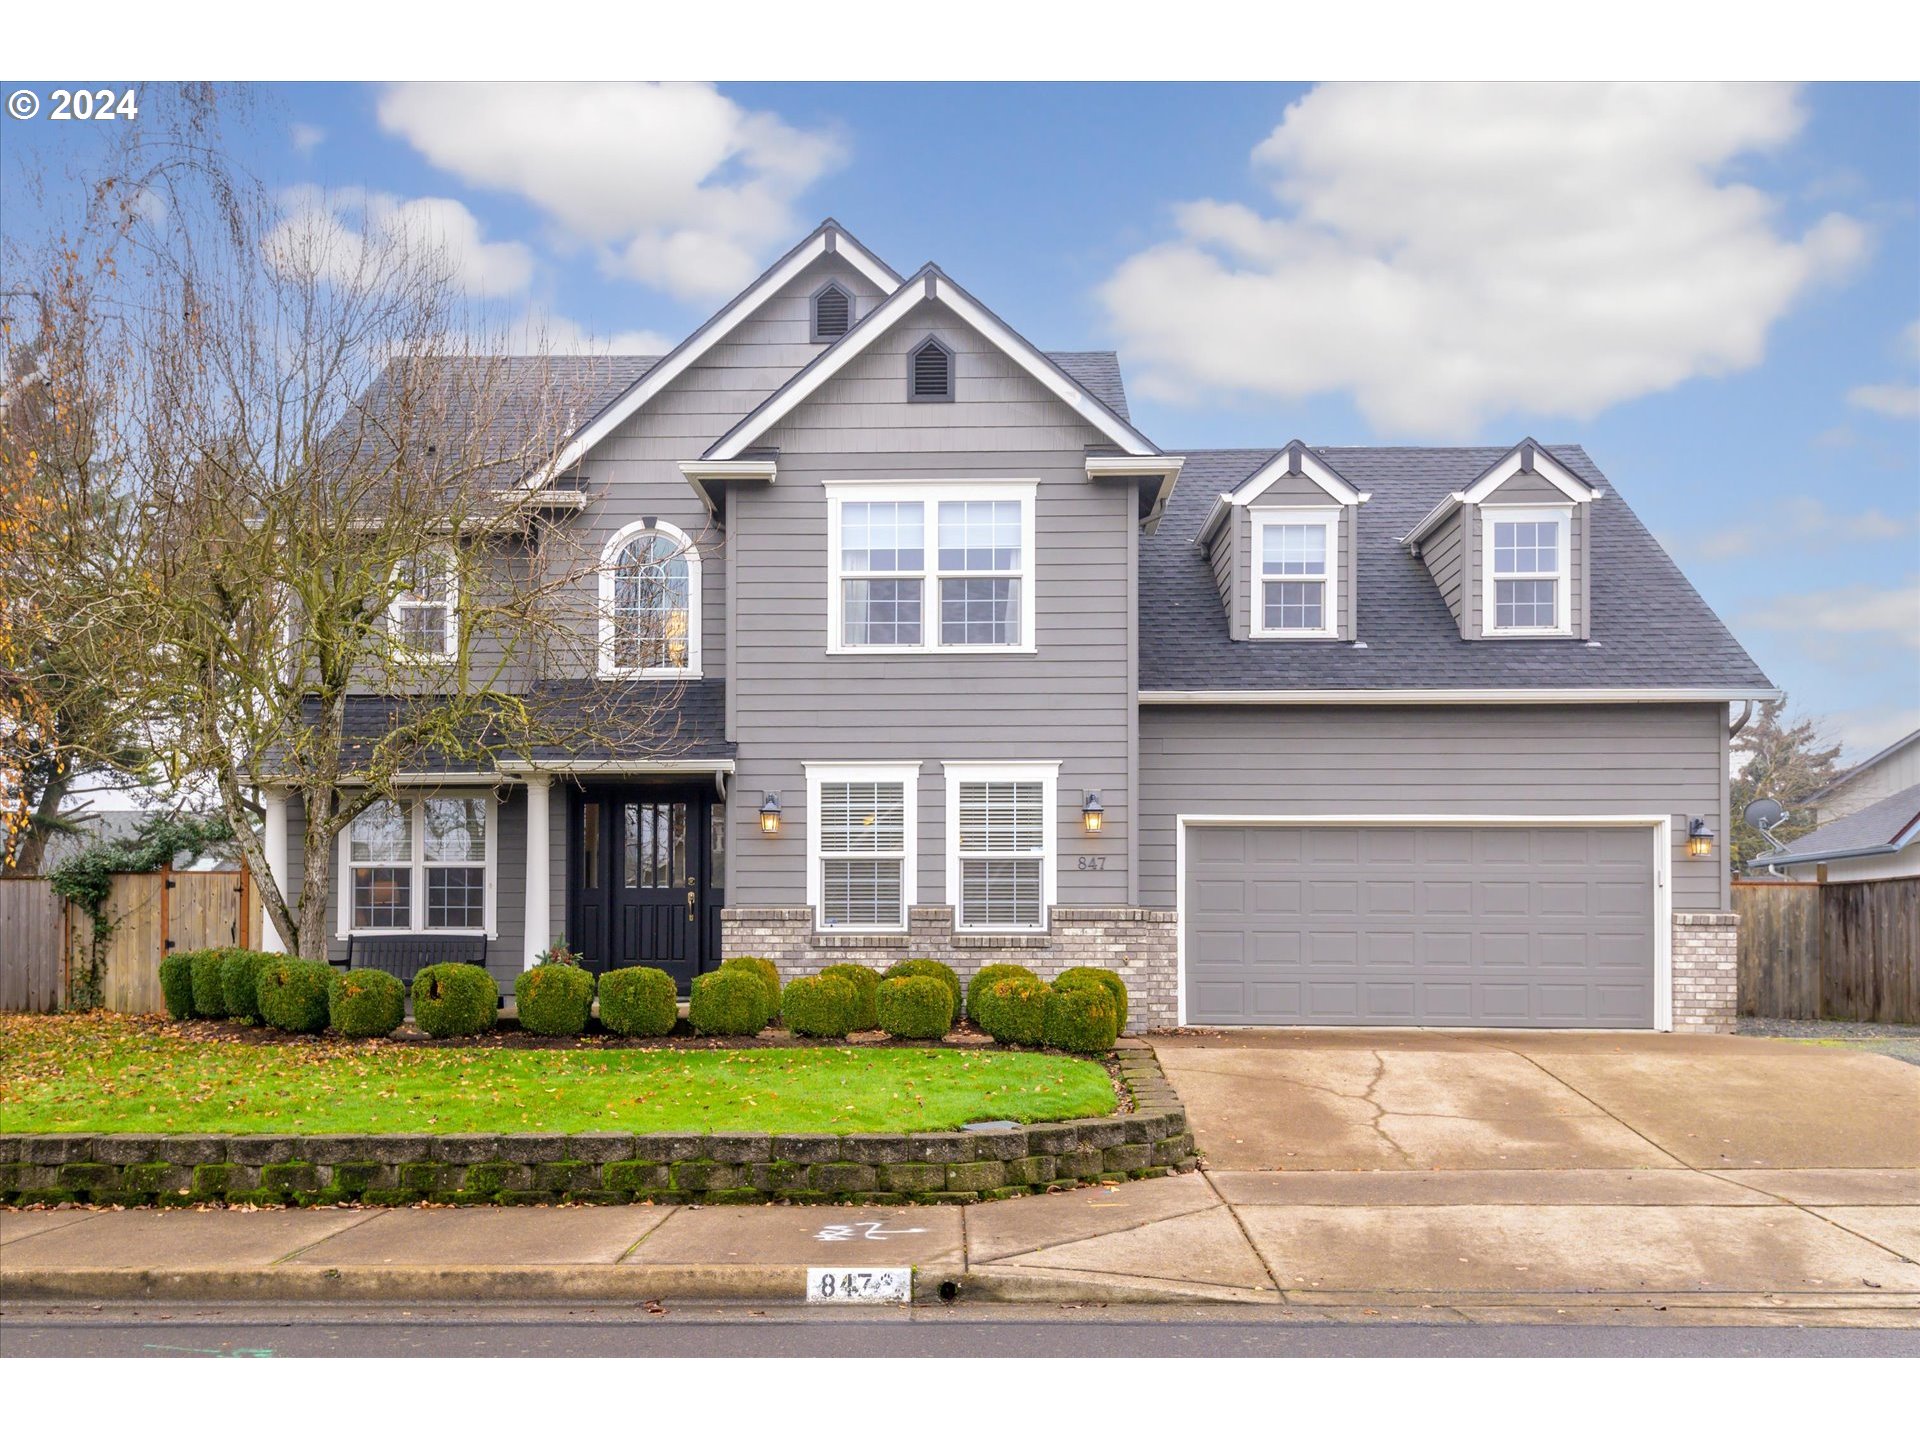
[290,122,326,155]
[1743,579,1920,652]
[1847,382,1920,418]
[1820,704,1920,763]
[376,83,844,301]
[1690,497,1915,561]
[1100,83,1867,437]
[516,310,676,356]
[266,187,535,298]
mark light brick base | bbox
[722,906,1179,1033]
[1671,911,1739,1033]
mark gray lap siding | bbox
[1137,702,1731,916]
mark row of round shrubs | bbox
[159,946,1128,1053]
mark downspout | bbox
[1729,700,1754,738]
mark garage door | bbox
[1184,824,1657,1028]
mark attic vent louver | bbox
[811,282,851,342]
[910,336,953,402]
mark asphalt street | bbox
[3,1303,1916,1358]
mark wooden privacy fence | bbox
[1733,878,1920,1024]
[0,869,260,1015]
[0,879,65,1013]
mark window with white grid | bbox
[809,767,918,931]
[390,546,457,659]
[827,483,1034,653]
[1251,510,1339,638]
[1484,506,1570,634]
[342,794,495,935]
[944,762,1057,933]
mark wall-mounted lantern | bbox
[1687,816,1714,859]
[1082,790,1105,834]
[758,791,782,835]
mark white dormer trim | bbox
[1231,442,1368,509]
[1401,441,1599,550]
[678,458,778,517]
[529,222,899,489]
[705,269,1160,461]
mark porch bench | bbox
[340,934,494,999]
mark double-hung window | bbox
[341,794,495,935]
[1484,506,1571,635]
[1251,509,1338,638]
[807,763,919,931]
[945,762,1057,932]
[828,482,1036,653]
[390,546,457,659]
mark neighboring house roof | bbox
[1751,782,1920,870]
[704,264,1163,461]
[1139,446,1776,696]
[1801,728,1920,806]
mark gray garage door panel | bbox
[1185,825,1656,1028]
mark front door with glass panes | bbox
[567,785,724,990]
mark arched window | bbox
[599,520,701,676]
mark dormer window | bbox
[910,336,954,402]
[1251,509,1339,639]
[1485,506,1571,635]
[811,281,852,342]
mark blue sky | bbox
[6,81,1916,756]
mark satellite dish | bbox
[1743,797,1788,832]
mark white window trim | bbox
[943,761,1060,934]
[803,761,922,933]
[824,480,1038,656]
[597,518,703,678]
[337,793,499,939]
[1250,507,1340,640]
[388,543,459,663]
[1482,503,1573,637]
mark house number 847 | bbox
[1075,856,1108,871]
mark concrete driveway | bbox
[963,1030,1920,1320]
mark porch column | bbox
[524,774,551,969]
[259,788,289,954]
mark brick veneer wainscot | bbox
[723,905,1179,1033]
[1671,911,1739,1033]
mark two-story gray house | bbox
[258,219,1775,1034]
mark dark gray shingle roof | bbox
[1767,782,1920,862]
[1141,446,1773,693]
[1045,352,1130,422]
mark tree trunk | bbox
[297,786,335,965]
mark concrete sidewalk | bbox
[5,1166,1918,1323]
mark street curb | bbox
[8,1264,1917,1316]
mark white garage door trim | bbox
[1175,813,1673,1031]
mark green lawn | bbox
[0,1014,1117,1135]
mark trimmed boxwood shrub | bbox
[883,958,961,1022]
[690,967,767,1036]
[781,972,861,1039]
[187,949,230,1020]
[1053,966,1130,1032]
[819,963,880,1030]
[221,949,273,1023]
[597,966,678,1037]
[977,973,1049,1046]
[329,968,405,1039]
[515,962,596,1037]
[1043,982,1119,1054]
[412,963,498,1039]
[876,974,953,1040]
[158,951,197,1020]
[257,957,333,1034]
[721,956,782,1027]
[966,962,1037,1025]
